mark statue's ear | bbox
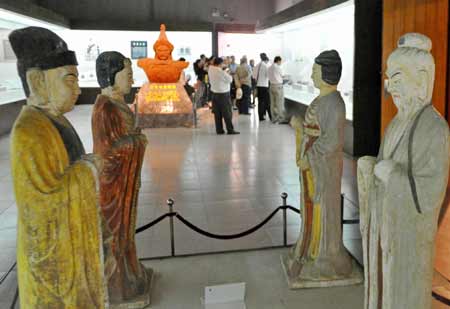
[417,70,429,102]
[26,69,48,103]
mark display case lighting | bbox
[211,8,221,18]
[258,0,354,34]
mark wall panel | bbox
[381,0,448,134]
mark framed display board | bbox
[131,41,148,59]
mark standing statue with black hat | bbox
[282,50,363,289]
[9,27,107,308]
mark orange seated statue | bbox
[138,24,189,83]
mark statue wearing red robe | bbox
[92,89,152,306]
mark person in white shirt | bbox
[253,53,272,121]
[208,57,240,135]
[268,56,288,123]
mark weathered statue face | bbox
[156,45,171,60]
[27,65,81,116]
[114,60,133,95]
[386,61,413,110]
[386,58,429,112]
[311,63,323,89]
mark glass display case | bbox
[264,1,355,120]
[56,30,212,88]
[0,7,212,105]
[218,32,282,64]
[0,8,66,105]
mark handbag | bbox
[236,87,243,100]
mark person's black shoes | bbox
[227,131,240,135]
[217,131,225,135]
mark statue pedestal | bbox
[136,82,193,128]
[280,254,363,289]
[110,268,155,309]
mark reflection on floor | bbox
[0,105,362,308]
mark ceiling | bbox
[0,0,310,32]
[35,0,275,29]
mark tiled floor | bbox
[0,105,362,308]
[144,248,365,309]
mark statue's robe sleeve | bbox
[11,106,106,309]
[92,95,147,291]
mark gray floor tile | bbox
[0,270,18,309]
[142,249,364,309]
[0,105,364,307]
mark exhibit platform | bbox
[136,82,194,128]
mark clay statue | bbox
[9,27,107,308]
[92,51,153,308]
[134,24,194,128]
[137,24,188,83]
[282,50,362,288]
[358,33,450,309]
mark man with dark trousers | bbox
[234,56,252,115]
[253,53,271,121]
[208,57,240,135]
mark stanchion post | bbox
[340,194,344,232]
[281,192,288,247]
[167,198,175,257]
[193,95,197,128]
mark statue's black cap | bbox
[314,50,342,86]
[96,51,127,89]
[8,26,78,96]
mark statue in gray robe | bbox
[282,50,362,288]
[358,33,450,309]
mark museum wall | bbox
[218,32,283,66]
[381,0,449,134]
[437,183,450,284]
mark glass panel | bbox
[0,8,66,105]
[56,30,212,88]
[266,1,355,120]
[0,7,212,105]
[218,32,282,64]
